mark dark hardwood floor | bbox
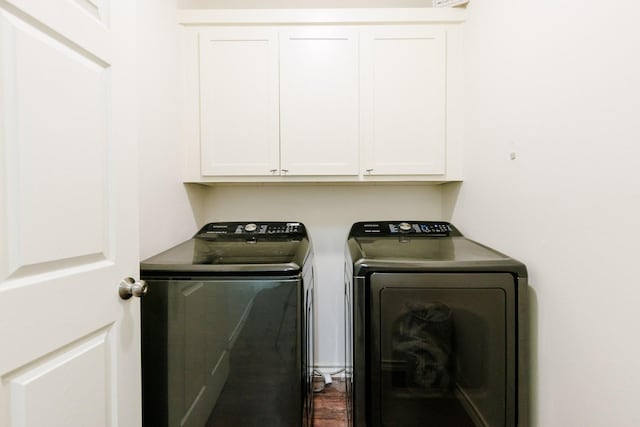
[313,379,347,427]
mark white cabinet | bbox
[180,10,465,182]
[197,26,359,177]
[360,27,447,176]
[199,28,279,176]
[280,28,359,176]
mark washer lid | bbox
[141,222,310,274]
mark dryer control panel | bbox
[349,221,461,237]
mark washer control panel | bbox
[350,221,460,237]
[197,221,305,238]
[234,222,302,235]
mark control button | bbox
[398,222,412,232]
[244,223,257,232]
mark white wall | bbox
[199,184,444,367]
[138,0,203,259]
[446,1,640,426]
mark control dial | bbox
[398,222,412,232]
[244,223,258,232]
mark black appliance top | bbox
[140,222,310,275]
[347,221,527,277]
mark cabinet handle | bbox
[366,169,374,174]
[269,169,277,174]
[282,169,289,175]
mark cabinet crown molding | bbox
[177,8,466,25]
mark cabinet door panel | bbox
[280,27,359,176]
[199,28,279,176]
[361,27,446,175]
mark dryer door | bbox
[369,273,517,427]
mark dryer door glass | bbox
[369,273,516,427]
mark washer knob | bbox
[398,222,412,232]
[244,223,257,232]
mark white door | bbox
[280,27,360,176]
[0,1,139,426]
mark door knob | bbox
[119,277,148,300]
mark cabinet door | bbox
[361,27,446,175]
[199,28,279,176]
[280,27,359,176]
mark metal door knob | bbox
[119,277,148,300]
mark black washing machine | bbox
[345,221,528,427]
[140,222,314,427]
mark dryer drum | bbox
[391,302,454,393]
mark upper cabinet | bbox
[280,27,359,176]
[360,27,446,176]
[179,9,465,183]
[199,28,279,176]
